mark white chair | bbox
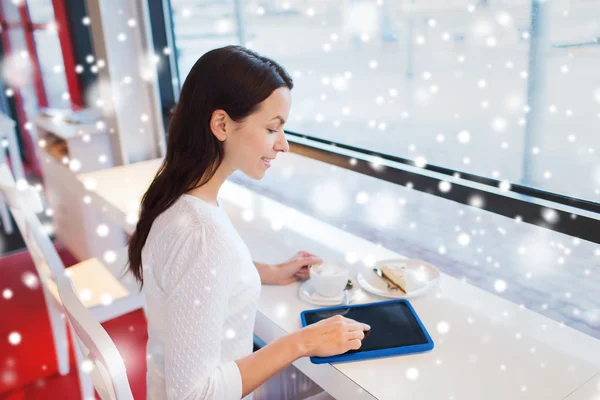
[0,164,144,399]
[50,227,135,399]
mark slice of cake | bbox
[381,265,408,293]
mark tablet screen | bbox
[303,302,428,353]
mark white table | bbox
[78,158,600,400]
[563,373,600,400]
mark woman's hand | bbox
[294,315,371,358]
[271,250,323,285]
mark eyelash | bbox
[268,129,277,134]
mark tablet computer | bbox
[300,299,434,364]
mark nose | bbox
[275,130,290,153]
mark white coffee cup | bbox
[309,261,349,297]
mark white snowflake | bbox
[96,224,109,237]
[405,367,419,380]
[457,233,471,246]
[494,279,507,293]
[81,359,94,374]
[100,293,113,306]
[436,321,450,335]
[8,332,21,345]
[22,272,39,289]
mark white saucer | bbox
[298,280,344,306]
[356,258,441,299]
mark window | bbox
[163,0,600,339]
[33,29,70,107]
[26,0,54,23]
[168,0,600,203]
[0,0,84,173]
[0,0,19,21]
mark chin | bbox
[242,168,266,180]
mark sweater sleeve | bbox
[161,222,243,400]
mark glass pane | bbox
[1,0,22,23]
[33,29,70,107]
[169,0,600,203]
[170,0,241,80]
[4,28,39,120]
[26,0,55,24]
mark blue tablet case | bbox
[300,299,434,364]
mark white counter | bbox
[77,158,600,399]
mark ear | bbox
[210,109,230,142]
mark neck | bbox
[186,161,234,206]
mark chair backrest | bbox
[56,272,134,400]
[0,163,66,281]
[0,164,134,400]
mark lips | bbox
[261,157,274,166]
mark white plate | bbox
[298,280,345,306]
[356,258,441,299]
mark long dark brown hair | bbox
[127,45,293,285]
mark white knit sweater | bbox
[142,194,262,399]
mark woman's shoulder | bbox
[146,196,229,251]
[142,197,234,292]
[153,195,217,230]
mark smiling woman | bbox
[127,45,294,286]
[126,46,364,400]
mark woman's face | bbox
[222,87,292,179]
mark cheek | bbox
[231,126,272,162]
[236,134,266,164]
[246,131,272,152]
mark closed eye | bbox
[267,129,277,134]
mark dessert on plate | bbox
[381,264,408,294]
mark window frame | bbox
[150,0,600,244]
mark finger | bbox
[348,339,362,350]
[345,320,371,332]
[295,256,322,267]
[346,330,365,341]
[299,250,321,260]
[298,253,320,260]
[344,321,365,331]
